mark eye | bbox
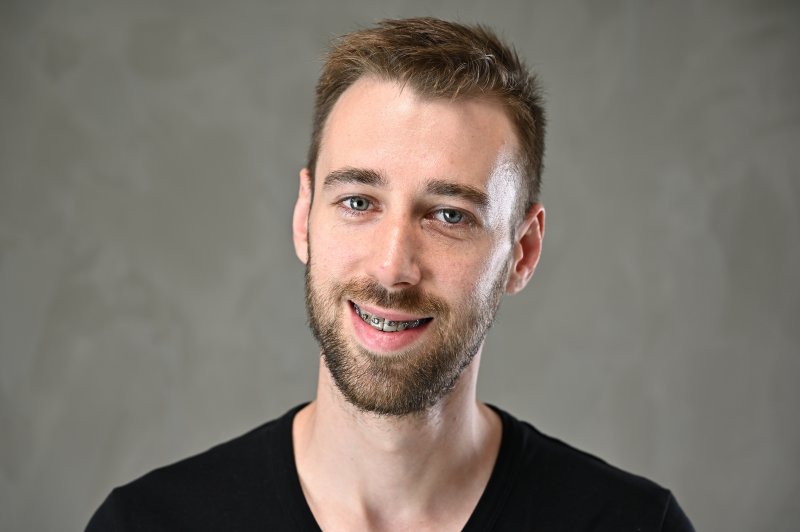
[435,208,465,224]
[345,196,370,211]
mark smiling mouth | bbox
[351,302,432,332]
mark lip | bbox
[351,301,429,323]
[348,301,431,353]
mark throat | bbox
[294,396,503,532]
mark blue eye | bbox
[346,197,370,211]
[436,209,464,224]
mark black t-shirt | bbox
[86,405,694,531]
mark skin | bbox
[291,77,545,531]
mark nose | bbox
[366,217,422,289]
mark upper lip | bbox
[350,301,430,322]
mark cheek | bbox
[309,225,364,279]
[474,243,514,292]
[439,243,512,299]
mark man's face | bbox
[294,77,537,416]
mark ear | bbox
[292,168,313,264]
[505,203,545,294]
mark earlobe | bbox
[505,204,545,294]
[292,168,313,264]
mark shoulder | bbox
[487,407,694,531]
[85,405,305,531]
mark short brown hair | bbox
[307,17,546,218]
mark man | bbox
[87,18,694,531]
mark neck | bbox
[293,351,501,531]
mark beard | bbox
[305,253,509,417]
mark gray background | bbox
[1,1,798,530]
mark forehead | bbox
[316,77,521,200]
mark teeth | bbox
[352,303,427,332]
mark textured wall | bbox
[1,1,798,530]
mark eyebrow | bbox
[322,167,489,212]
[425,179,489,211]
[323,167,387,189]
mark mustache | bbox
[336,278,448,316]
